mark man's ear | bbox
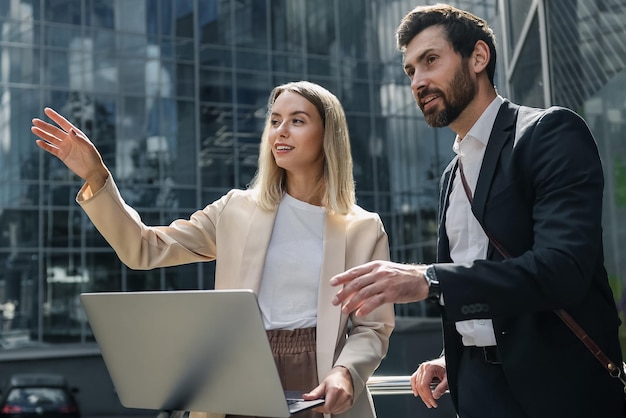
[471,40,490,74]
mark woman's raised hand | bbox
[32,107,109,192]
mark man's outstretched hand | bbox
[330,260,429,317]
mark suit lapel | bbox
[472,101,518,223]
[238,205,276,293]
[437,159,457,262]
[317,213,345,375]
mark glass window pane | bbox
[173,100,196,185]
[0,19,39,45]
[200,105,235,188]
[198,0,228,46]
[86,0,115,29]
[176,63,196,98]
[510,14,544,107]
[175,0,194,38]
[0,209,38,248]
[235,72,271,107]
[233,0,267,49]
[199,45,231,67]
[272,52,303,74]
[236,50,269,72]
[0,87,39,182]
[271,0,303,52]
[44,0,82,25]
[305,0,335,56]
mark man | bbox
[331,4,624,418]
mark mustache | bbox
[417,88,443,101]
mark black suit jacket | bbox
[433,100,623,417]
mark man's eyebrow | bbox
[404,47,436,70]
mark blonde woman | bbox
[32,81,394,418]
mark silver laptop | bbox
[80,289,325,417]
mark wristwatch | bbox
[423,264,441,301]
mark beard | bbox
[419,62,476,127]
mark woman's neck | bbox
[285,174,324,206]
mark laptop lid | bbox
[80,289,323,417]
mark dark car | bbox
[0,373,81,418]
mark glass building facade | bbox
[0,0,624,356]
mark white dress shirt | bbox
[445,95,504,347]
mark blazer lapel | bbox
[317,213,346,375]
[237,205,276,293]
[437,158,457,263]
[472,100,518,223]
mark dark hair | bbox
[396,4,497,85]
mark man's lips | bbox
[420,94,440,111]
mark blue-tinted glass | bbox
[0,18,39,44]
[199,45,231,67]
[0,87,39,183]
[272,53,303,74]
[165,263,201,290]
[86,0,115,28]
[342,80,371,113]
[146,0,158,34]
[0,46,40,84]
[233,0,267,48]
[197,0,225,45]
[510,14,544,107]
[199,68,232,103]
[85,95,117,162]
[506,0,533,54]
[305,0,334,56]
[338,0,366,61]
[236,50,269,71]
[0,0,41,23]
[118,32,148,56]
[175,38,195,61]
[161,0,173,36]
[44,0,82,25]
[44,23,82,48]
[119,57,146,94]
[116,0,149,34]
[175,0,194,38]
[91,27,116,52]
[307,56,332,77]
[173,99,196,184]
[235,107,262,187]
[200,105,236,188]
[176,62,195,98]
[235,72,271,107]
[271,0,303,52]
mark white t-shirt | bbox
[258,193,325,330]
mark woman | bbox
[31,81,394,418]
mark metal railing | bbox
[366,375,413,396]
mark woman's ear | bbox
[471,40,490,74]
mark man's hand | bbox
[302,366,353,415]
[330,260,429,317]
[411,357,448,409]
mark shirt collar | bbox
[453,95,504,155]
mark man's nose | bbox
[411,73,426,95]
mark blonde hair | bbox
[249,81,355,214]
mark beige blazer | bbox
[78,178,395,418]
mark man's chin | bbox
[424,113,450,128]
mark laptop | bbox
[80,289,325,417]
